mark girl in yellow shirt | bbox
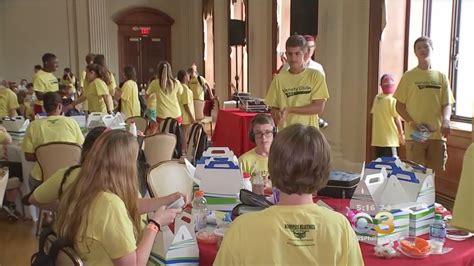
[146,61,182,127]
[116,66,140,119]
[177,70,196,153]
[56,130,182,265]
[68,64,113,114]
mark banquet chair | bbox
[44,233,84,266]
[147,160,194,200]
[126,116,148,134]
[194,98,219,139]
[186,123,207,165]
[35,142,82,236]
[143,133,176,166]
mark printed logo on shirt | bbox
[284,224,316,247]
[47,119,59,125]
[415,81,441,90]
[282,86,311,98]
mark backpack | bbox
[160,117,182,158]
[186,123,208,165]
[31,227,73,266]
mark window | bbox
[407,0,473,121]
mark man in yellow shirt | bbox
[187,63,214,101]
[0,79,19,117]
[394,37,455,175]
[215,124,363,265]
[239,114,275,177]
[371,74,404,158]
[32,53,59,114]
[266,35,329,129]
[22,92,84,189]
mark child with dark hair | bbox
[371,74,404,158]
[61,67,77,95]
[115,66,140,119]
[215,124,363,265]
[22,92,84,189]
[177,69,195,152]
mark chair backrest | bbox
[126,116,148,133]
[193,100,205,120]
[147,160,194,200]
[143,133,177,166]
[186,123,208,165]
[35,142,82,182]
[45,234,84,266]
[160,117,182,158]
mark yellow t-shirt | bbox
[371,93,400,147]
[61,76,76,93]
[86,78,109,114]
[80,70,89,111]
[0,86,19,117]
[394,67,455,140]
[75,192,137,265]
[214,204,364,266]
[238,148,268,177]
[266,68,329,129]
[146,79,182,119]
[188,76,208,101]
[452,143,474,232]
[179,83,195,125]
[108,72,117,97]
[32,69,59,105]
[33,166,80,204]
[22,115,85,180]
[120,80,141,119]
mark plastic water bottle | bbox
[242,172,252,191]
[191,190,208,231]
[429,214,446,251]
[129,120,137,137]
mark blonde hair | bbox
[56,130,140,249]
[157,61,177,94]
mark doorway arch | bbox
[114,7,174,86]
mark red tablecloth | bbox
[212,108,269,156]
[198,197,474,266]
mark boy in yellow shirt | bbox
[187,63,214,101]
[215,124,363,265]
[22,92,84,189]
[371,74,404,158]
[0,79,19,117]
[239,114,275,178]
[79,53,95,112]
[394,37,455,175]
[177,70,196,153]
[266,35,329,129]
[32,53,59,114]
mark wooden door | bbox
[115,7,174,87]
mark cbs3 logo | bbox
[351,212,395,235]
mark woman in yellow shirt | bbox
[146,61,183,128]
[68,64,113,114]
[116,66,140,120]
[177,70,195,153]
[56,130,182,265]
[94,54,117,109]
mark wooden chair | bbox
[35,142,82,236]
[44,233,84,266]
[126,116,148,134]
[36,142,82,182]
[194,99,218,138]
[147,160,194,200]
[143,133,177,166]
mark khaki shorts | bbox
[405,140,447,176]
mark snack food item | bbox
[399,237,431,257]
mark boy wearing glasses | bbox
[239,115,275,177]
[215,124,363,265]
[267,35,329,129]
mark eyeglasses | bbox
[254,131,274,138]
